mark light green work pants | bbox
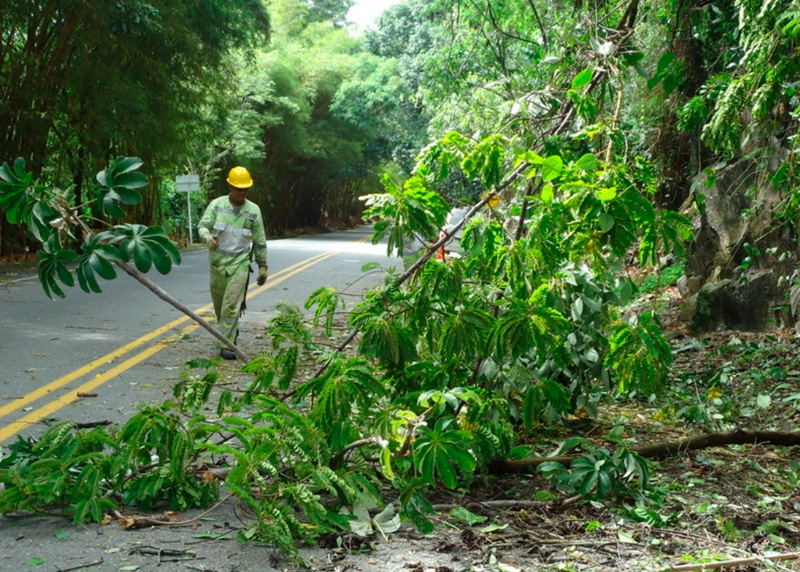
[210,267,249,346]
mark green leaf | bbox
[596,187,617,202]
[552,436,587,455]
[361,173,450,257]
[373,504,402,535]
[537,461,567,478]
[95,157,146,218]
[36,238,78,298]
[579,469,599,495]
[541,379,571,414]
[574,153,599,173]
[541,184,554,202]
[599,212,615,232]
[663,74,679,95]
[606,426,625,442]
[617,530,637,544]
[107,224,180,274]
[113,187,143,204]
[572,67,594,90]
[535,490,558,502]
[113,172,148,191]
[404,503,434,534]
[27,557,46,566]
[656,51,675,74]
[380,446,394,479]
[348,505,374,537]
[76,237,120,293]
[522,386,543,430]
[451,505,487,525]
[542,155,563,182]
[54,530,70,539]
[0,158,35,226]
[647,74,663,91]
[756,393,772,409]
[413,417,475,489]
[480,522,509,533]
[435,450,458,489]
[26,201,59,243]
[112,156,144,175]
[399,484,435,534]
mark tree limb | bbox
[311,0,644,379]
[330,436,387,470]
[56,558,104,572]
[114,260,248,361]
[489,429,800,474]
[110,493,233,529]
[668,552,800,572]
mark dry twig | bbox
[668,551,800,571]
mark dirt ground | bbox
[4,461,798,572]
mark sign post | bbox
[175,174,201,243]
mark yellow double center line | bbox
[0,242,366,443]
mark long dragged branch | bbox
[114,261,247,361]
[63,196,248,361]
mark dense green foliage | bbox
[0,0,410,248]
[0,157,179,298]
[2,0,800,562]
[0,0,270,251]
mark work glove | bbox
[205,235,218,251]
[257,265,268,286]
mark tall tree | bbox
[0,0,269,253]
[222,0,407,233]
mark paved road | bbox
[0,228,467,572]
[0,226,394,444]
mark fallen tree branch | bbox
[633,429,800,457]
[110,493,233,529]
[330,436,388,470]
[432,499,548,511]
[114,260,248,361]
[56,559,104,572]
[668,551,800,571]
[130,545,196,563]
[307,1,643,384]
[488,429,800,474]
[111,509,179,530]
[74,420,111,429]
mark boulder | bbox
[679,141,797,332]
[690,271,778,333]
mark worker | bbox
[197,166,268,359]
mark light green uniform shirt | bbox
[197,195,268,275]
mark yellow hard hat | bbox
[226,166,253,189]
